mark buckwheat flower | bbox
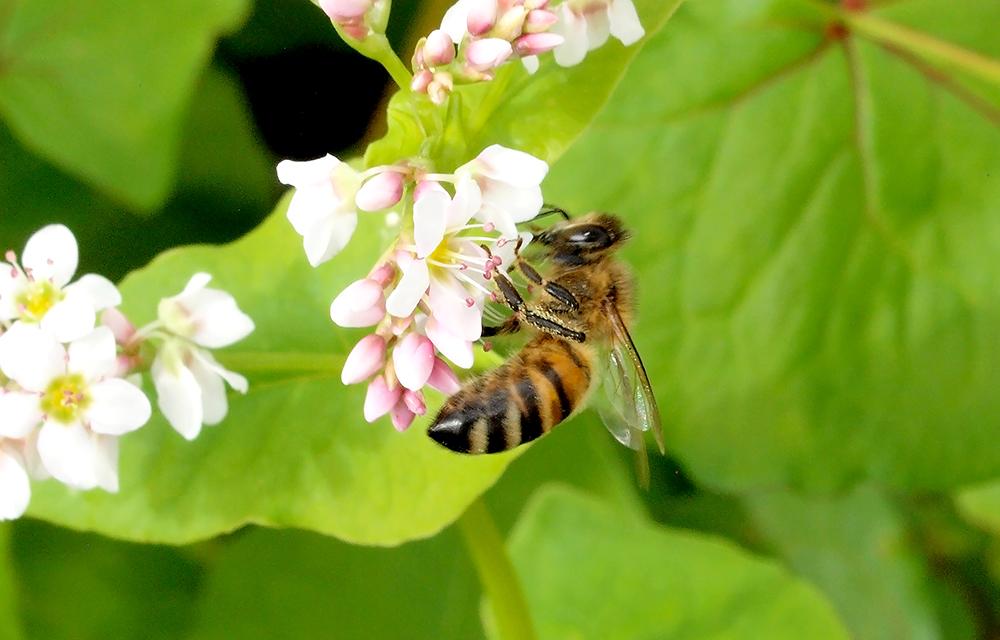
[455,144,549,238]
[355,170,405,212]
[277,155,363,267]
[152,273,254,440]
[393,332,436,390]
[330,277,387,328]
[0,324,151,491]
[341,334,387,384]
[0,443,30,521]
[0,225,121,343]
[465,38,514,72]
[552,0,644,67]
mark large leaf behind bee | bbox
[545,0,1000,493]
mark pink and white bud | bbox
[524,0,549,9]
[320,0,371,20]
[467,0,498,35]
[355,171,404,212]
[403,389,427,415]
[392,333,435,390]
[493,5,528,40]
[341,334,387,384]
[368,262,396,288]
[330,278,386,328]
[424,29,456,66]
[427,357,461,395]
[101,307,136,345]
[364,375,401,422]
[514,32,563,56]
[411,69,433,92]
[427,72,454,105]
[523,9,558,33]
[465,38,513,71]
[390,401,416,431]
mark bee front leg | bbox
[493,273,585,343]
[512,238,579,311]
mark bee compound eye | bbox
[566,225,611,248]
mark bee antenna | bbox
[534,205,570,221]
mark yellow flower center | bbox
[16,280,63,322]
[41,374,91,424]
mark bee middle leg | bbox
[511,237,579,311]
[492,272,585,343]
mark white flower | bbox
[454,144,549,238]
[551,0,644,67]
[385,178,530,368]
[0,443,30,521]
[277,155,363,267]
[0,225,121,342]
[153,273,254,440]
[0,324,151,491]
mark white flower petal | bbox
[188,353,228,426]
[22,224,78,287]
[63,274,121,311]
[521,55,540,74]
[94,435,119,493]
[179,272,213,298]
[413,189,450,258]
[608,0,644,46]
[18,431,48,480]
[553,6,589,67]
[37,420,100,490]
[0,323,65,392]
[448,178,483,229]
[0,263,25,320]
[425,317,475,369]
[303,212,358,267]
[277,155,341,188]
[482,181,544,223]
[586,6,611,50]
[152,355,204,441]
[192,348,248,394]
[475,145,549,188]
[385,258,430,318]
[440,0,476,43]
[67,326,116,380]
[40,295,97,343]
[476,207,519,240]
[87,378,152,435]
[0,391,43,438]
[428,278,482,341]
[186,293,255,350]
[286,184,339,236]
[0,448,30,521]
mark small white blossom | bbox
[455,144,548,238]
[0,443,30,521]
[152,273,254,440]
[277,155,363,267]
[552,0,644,67]
[0,324,152,491]
[0,225,121,342]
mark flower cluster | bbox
[279,144,543,430]
[412,0,564,103]
[0,226,254,521]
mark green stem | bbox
[336,27,413,90]
[458,499,537,640]
[813,2,1000,87]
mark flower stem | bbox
[336,28,413,90]
[457,499,537,640]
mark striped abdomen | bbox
[427,335,594,454]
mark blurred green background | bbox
[3,0,1000,638]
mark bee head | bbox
[536,212,629,264]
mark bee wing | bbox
[594,351,651,489]
[603,303,666,455]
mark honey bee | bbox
[427,211,664,480]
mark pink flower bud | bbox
[411,69,433,92]
[320,0,371,20]
[330,278,386,328]
[467,0,498,35]
[427,357,461,395]
[427,72,454,105]
[523,9,558,33]
[368,262,396,287]
[356,171,404,211]
[465,38,513,71]
[424,29,455,66]
[514,32,563,56]
[390,401,416,431]
[493,5,528,40]
[341,334,387,384]
[403,389,427,415]
[392,333,436,390]
[364,375,401,422]
[101,307,136,344]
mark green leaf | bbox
[956,480,1000,536]
[0,526,22,640]
[747,485,958,640]
[27,198,518,545]
[365,0,685,171]
[189,526,482,640]
[9,520,201,640]
[0,0,249,210]
[502,486,850,639]
[543,0,1000,493]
